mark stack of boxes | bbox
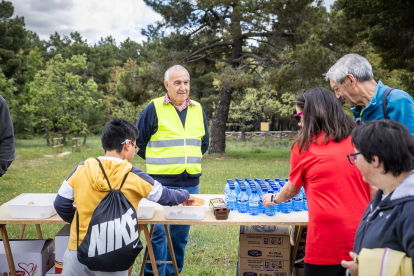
[238,225,291,276]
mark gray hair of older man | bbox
[325,53,374,84]
[164,65,190,83]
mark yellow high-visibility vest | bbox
[146,97,205,175]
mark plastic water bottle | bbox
[270,182,281,212]
[302,187,308,211]
[265,195,276,216]
[279,191,292,214]
[285,178,289,183]
[292,191,303,212]
[279,180,285,188]
[226,184,237,211]
[249,188,259,216]
[265,185,276,216]
[258,186,267,213]
[225,179,234,195]
[237,186,249,213]
[234,180,241,195]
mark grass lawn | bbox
[0,135,292,275]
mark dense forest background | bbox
[1,0,413,153]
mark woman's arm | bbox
[263,181,301,207]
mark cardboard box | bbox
[238,268,290,276]
[0,239,55,276]
[240,234,290,249]
[239,246,290,260]
[47,266,60,275]
[240,225,290,236]
[239,258,290,271]
[55,224,70,273]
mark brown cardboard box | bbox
[239,258,290,271]
[240,234,290,249]
[240,225,290,235]
[239,246,290,260]
[238,268,290,276]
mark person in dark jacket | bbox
[0,95,15,177]
[342,120,414,275]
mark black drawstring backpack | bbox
[76,158,143,271]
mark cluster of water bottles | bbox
[224,178,308,216]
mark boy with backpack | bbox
[54,119,195,275]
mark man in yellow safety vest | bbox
[136,65,209,276]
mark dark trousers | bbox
[304,263,346,276]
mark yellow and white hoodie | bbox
[54,156,190,251]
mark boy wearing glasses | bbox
[54,119,195,276]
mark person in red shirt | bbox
[263,87,374,276]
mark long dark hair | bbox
[293,87,355,153]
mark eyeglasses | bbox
[294,112,303,123]
[121,139,139,154]
[347,152,362,165]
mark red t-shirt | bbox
[289,134,370,265]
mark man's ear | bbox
[164,80,169,91]
[372,155,381,168]
[347,74,357,88]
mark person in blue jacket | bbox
[325,53,414,136]
[341,120,414,275]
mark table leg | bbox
[164,225,179,276]
[290,225,304,274]
[18,224,26,239]
[0,224,17,276]
[141,224,158,276]
[35,224,43,239]
[139,225,154,276]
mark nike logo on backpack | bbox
[88,208,139,257]
[133,241,139,248]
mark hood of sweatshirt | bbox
[83,157,132,192]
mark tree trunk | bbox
[209,85,233,154]
[83,132,88,145]
[43,122,50,146]
[241,117,246,141]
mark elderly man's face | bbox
[164,69,190,105]
[330,76,358,108]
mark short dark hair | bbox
[293,87,355,153]
[351,120,414,177]
[101,119,139,153]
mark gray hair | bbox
[164,65,190,83]
[325,53,374,84]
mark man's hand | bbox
[341,252,358,276]
[182,195,195,206]
[262,194,276,208]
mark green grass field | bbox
[0,135,292,275]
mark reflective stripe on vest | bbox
[146,97,205,175]
[147,138,201,148]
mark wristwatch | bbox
[270,194,276,204]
